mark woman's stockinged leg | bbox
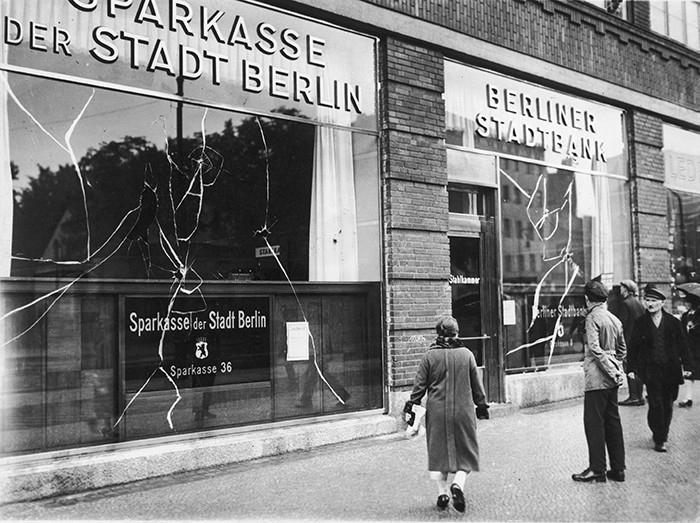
[429,471,449,495]
[452,470,469,490]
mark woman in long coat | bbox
[678,285,700,407]
[409,316,489,512]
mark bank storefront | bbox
[0,0,383,456]
[444,61,632,395]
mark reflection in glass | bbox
[500,159,631,371]
[669,190,700,286]
[0,71,382,454]
[7,76,380,282]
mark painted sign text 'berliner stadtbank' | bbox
[476,84,607,163]
[445,61,626,174]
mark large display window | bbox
[0,0,382,456]
[445,61,632,372]
[5,79,380,282]
[665,124,700,296]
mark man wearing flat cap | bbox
[615,280,646,406]
[572,279,627,483]
[627,284,694,452]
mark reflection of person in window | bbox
[295,353,351,409]
[175,326,220,422]
[84,370,116,438]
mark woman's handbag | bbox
[403,401,426,437]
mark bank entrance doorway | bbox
[448,184,503,402]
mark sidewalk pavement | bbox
[1,389,699,522]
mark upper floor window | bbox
[580,0,628,18]
[650,0,700,51]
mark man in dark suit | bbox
[627,284,694,452]
[615,280,646,406]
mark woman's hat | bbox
[643,284,666,300]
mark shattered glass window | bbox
[444,60,632,372]
[7,77,380,282]
[500,159,631,370]
[0,0,382,455]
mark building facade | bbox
[1,0,700,498]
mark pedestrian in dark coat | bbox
[615,280,646,406]
[627,284,694,452]
[409,316,488,512]
[677,285,700,407]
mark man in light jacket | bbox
[572,279,627,483]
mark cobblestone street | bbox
[2,388,699,522]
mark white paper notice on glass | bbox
[286,322,310,361]
[503,300,517,326]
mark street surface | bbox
[1,390,699,522]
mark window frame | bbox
[649,0,700,51]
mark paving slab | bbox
[1,388,699,522]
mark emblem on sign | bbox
[195,338,209,360]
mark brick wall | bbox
[380,37,449,388]
[362,0,700,113]
[629,111,669,288]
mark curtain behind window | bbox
[575,171,614,287]
[308,109,359,281]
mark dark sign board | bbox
[124,296,270,393]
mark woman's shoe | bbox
[679,400,693,408]
[450,484,466,512]
[436,494,450,510]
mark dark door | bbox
[449,218,502,401]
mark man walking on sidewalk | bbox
[615,280,646,406]
[627,284,694,453]
[572,279,627,483]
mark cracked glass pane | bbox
[445,60,631,373]
[1,0,381,453]
[500,159,631,370]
